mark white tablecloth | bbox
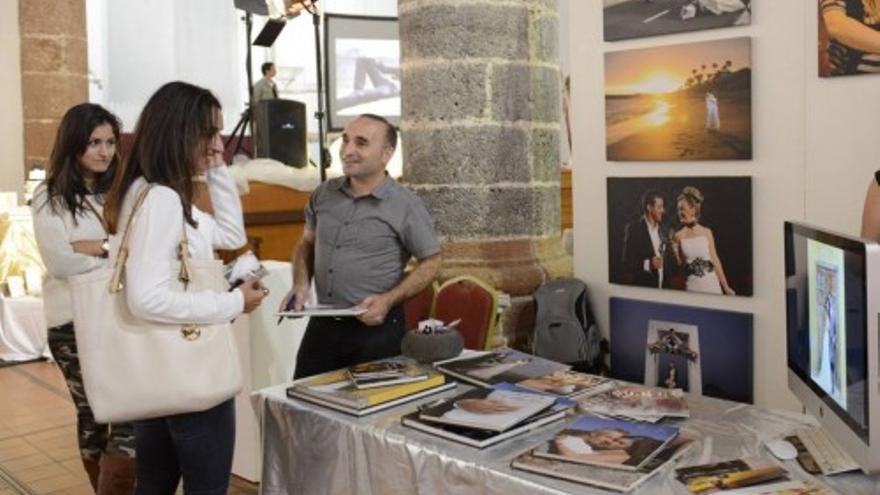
[0,295,50,362]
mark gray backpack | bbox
[531,278,603,372]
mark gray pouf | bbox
[401,329,464,364]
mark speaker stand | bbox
[225,107,252,158]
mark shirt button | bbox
[336,245,341,249]
[328,268,334,274]
[327,292,332,297]
[344,221,350,226]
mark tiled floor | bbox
[0,361,257,495]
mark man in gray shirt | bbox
[281,114,441,378]
[253,62,278,102]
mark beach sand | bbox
[607,92,752,161]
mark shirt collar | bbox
[335,173,394,199]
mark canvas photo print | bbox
[818,0,880,77]
[610,297,754,403]
[607,176,752,296]
[604,0,751,42]
[605,37,752,161]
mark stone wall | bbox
[19,0,88,174]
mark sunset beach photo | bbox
[604,37,752,161]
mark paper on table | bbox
[276,304,366,318]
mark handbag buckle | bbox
[181,325,201,341]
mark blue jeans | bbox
[134,398,235,495]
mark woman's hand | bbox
[240,277,267,313]
[71,239,106,257]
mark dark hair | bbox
[104,81,221,234]
[42,103,121,220]
[641,190,663,215]
[359,113,397,149]
[261,62,275,75]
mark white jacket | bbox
[31,183,108,328]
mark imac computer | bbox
[784,221,880,473]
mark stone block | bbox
[417,184,559,238]
[530,13,559,63]
[65,37,88,74]
[21,73,88,120]
[24,120,59,162]
[400,4,528,61]
[490,64,560,124]
[530,127,561,182]
[20,0,85,37]
[20,37,63,72]
[402,63,488,122]
[403,125,530,184]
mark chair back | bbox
[403,281,437,331]
[432,275,498,350]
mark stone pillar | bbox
[19,0,88,174]
[399,0,571,349]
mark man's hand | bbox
[279,284,310,313]
[357,293,393,326]
[650,255,663,271]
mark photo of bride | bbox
[607,176,752,296]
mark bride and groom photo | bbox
[608,176,753,296]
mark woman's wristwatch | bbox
[100,239,110,258]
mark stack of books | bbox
[286,357,455,416]
[512,414,694,492]
[401,387,566,448]
[576,383,690,423]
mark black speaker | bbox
[252,99,307,168]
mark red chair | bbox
[403,281,438,331]
[431,275,498,350]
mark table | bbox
[0,295,51,362]
[256,383,880,494]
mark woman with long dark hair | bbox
[31,103,136,494]
[103,81,265,494]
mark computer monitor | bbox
[784,221,880,473]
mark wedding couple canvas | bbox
[607,176,752,296]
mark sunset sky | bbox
[605,37,751,96]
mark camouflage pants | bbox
[47,322,135,461]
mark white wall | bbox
[567,1,879,411]
[0,0,25,197]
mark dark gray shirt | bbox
[306,175,439,306]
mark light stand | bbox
[225,11,256,158]
[309,8,329,182]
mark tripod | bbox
[225,11,256,159]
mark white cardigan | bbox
[114,165,247,324]
[31,183,108,328]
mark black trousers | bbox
[294,306,405,379]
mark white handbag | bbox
[70,185,242,423]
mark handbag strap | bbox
[110,184,153,293]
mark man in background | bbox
[621,190,673,288]
[253,62,278,102]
